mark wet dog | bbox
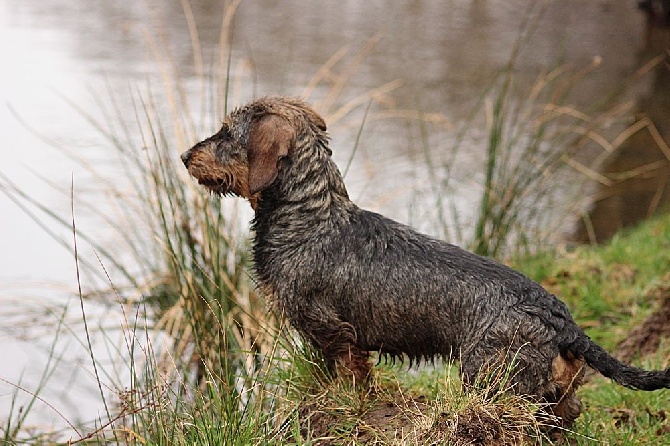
[181,96,670,426]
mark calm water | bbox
[1,0,667,433]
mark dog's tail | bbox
[580,338,670,390]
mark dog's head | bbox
[181,97,326,208]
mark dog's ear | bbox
[247,114,295,194]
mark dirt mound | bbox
[299,394,428,444]
[297,391,536,445]
[616,279,670,364]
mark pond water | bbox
[1,0,668,435]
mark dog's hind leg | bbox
[544,353,585,427]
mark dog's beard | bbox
[197,177,226,194]
[196,177,250,200]
[192,171,235,196]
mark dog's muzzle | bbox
[180,149,193,168]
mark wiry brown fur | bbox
[181,96,670,428]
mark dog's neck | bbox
[252,136,355,240]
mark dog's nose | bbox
[180,150,192,167]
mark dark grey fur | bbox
[181,96,670,426]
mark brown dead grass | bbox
[290,371,554,445]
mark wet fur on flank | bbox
[181,96,670,427]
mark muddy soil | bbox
[616,278,670,363]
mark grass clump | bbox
[280,359,556,445]
[0,2,278,442]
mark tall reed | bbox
[423,5,641,258]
